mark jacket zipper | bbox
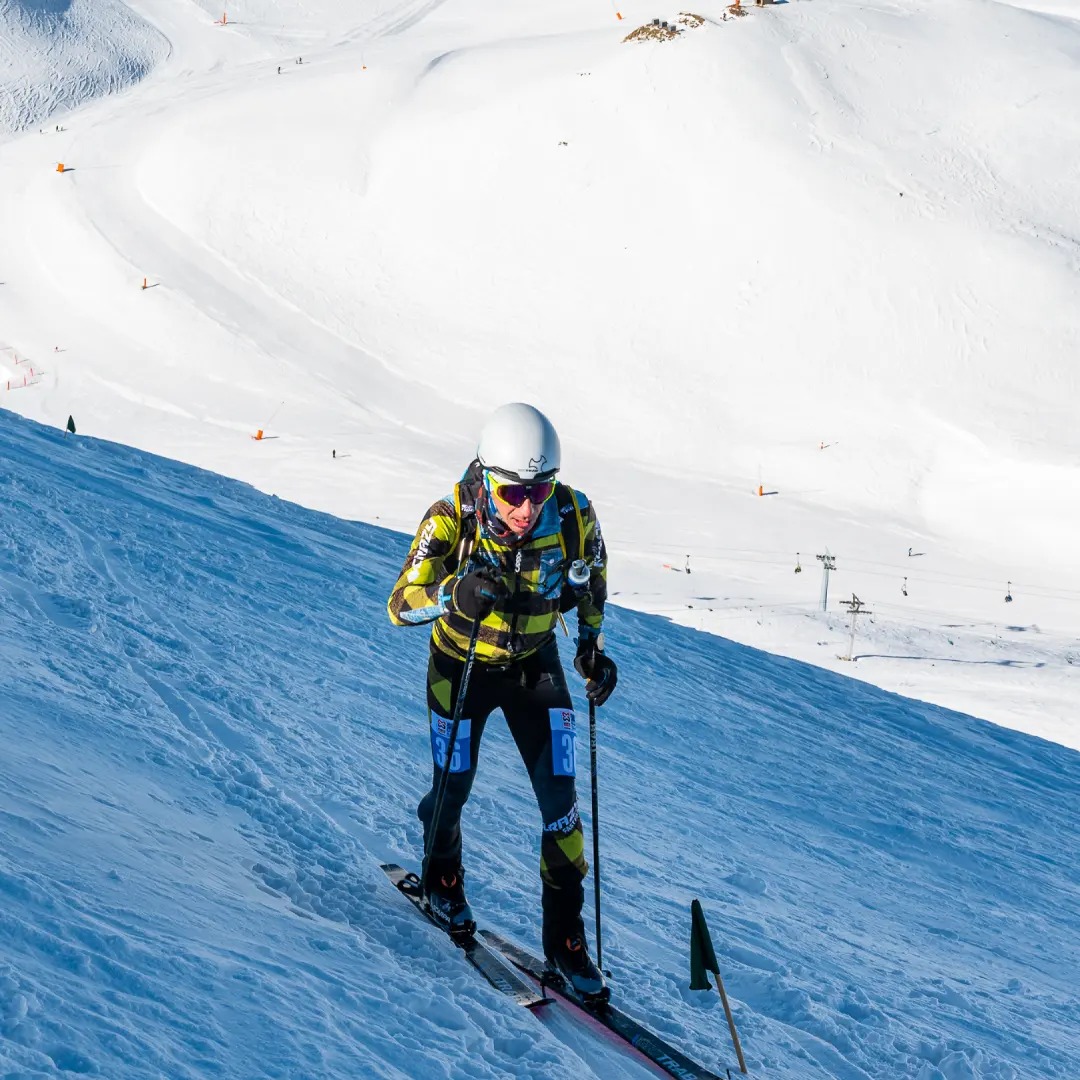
[507,546,524,654]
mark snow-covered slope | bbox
[3,409,1078,1079]
[0,0,169,135]
[3,0,1079,1076]
[1,0,1077,748]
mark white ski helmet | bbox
[476,403,561,482]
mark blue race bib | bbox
[549,708,577,777]
[430,715,472,774]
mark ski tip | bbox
[380,863,422,898]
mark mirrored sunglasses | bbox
[489,477,555,508]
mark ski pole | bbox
[422,612,482,885]
[589,698,604,972]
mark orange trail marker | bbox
[56,162,65,173]
[253,429,264,441]
[141,277,148,289]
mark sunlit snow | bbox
[1,0,1078,1076]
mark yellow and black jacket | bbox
[388,467,607,665]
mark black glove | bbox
[452,565,507,621]
[574,645,618,706]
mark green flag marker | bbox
[689,899,749,1074]
[690,898,719,990]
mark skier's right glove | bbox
[574,644,618,706]
[452,565,507,621]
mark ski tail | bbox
[480,928,733,1080]
[380,864,550,1010]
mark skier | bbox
[387,402,617,1000]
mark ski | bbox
[480,928,733,1080]
[380,863,550,1010]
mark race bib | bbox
[549,708,577,778]
[430,715,472,774]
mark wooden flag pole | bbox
[690,899,748,1074]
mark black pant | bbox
[419,637,587,941]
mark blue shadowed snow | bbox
[0,0,169,135]
[1,408,1078,1079]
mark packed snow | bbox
[4,410,1079,1079]
[1,0,1078,1076]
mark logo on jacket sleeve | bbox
[407,518,438,582]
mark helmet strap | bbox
[478,482,514,541]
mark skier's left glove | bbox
[574,644,618,706]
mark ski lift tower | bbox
[816,551,836,611]
[838,594,872,661]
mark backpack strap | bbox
[447,479,481,576]
[554,483,586,566]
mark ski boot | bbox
[545,929,609,1005]
[423,863,476,938]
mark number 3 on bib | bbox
[548,708,577,777]
[430,715,472,773]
